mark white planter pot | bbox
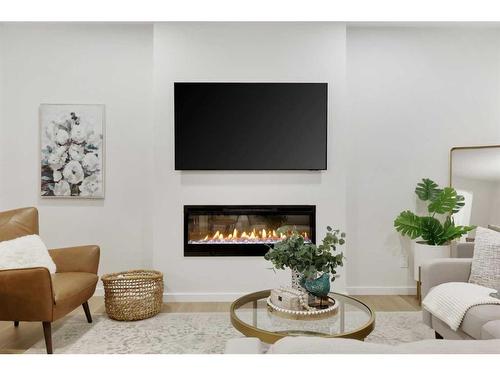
[413,241,451,281]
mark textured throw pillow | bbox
[469,227,500,290]
[0,234,56,273]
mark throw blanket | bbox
[422,282,500,331]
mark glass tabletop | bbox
[230,290,375,343]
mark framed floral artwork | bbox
[40,104,105,198]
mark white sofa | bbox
[421,242,500,340]
[225,336,500,354]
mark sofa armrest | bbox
[49,245,100,274]
[481,320,500,339]
[0,267,54,321]
[421,258,472,298]
[224,338,266,354]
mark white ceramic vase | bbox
[413,241,451,281]
[291,269,307,292]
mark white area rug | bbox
[25,311,434,354]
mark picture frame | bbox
[40,104,105,199]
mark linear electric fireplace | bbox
[184,205,316,256]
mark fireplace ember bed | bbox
[184,205,316,256]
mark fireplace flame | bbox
[189,228,311,245]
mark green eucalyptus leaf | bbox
[264,227,345,280]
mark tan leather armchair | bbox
[0,207,100,353]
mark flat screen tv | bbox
[174,82,327,170]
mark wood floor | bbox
[0,295,420,354]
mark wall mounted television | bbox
[174,82,327,170]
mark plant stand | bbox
[413,242,450,304]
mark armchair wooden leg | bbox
[14,321,19,327]
[42,322,53,354]
[82,301,92,323]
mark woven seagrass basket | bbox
[101,270,164,321]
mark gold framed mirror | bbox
[450,145,500,241]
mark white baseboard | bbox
[163,292,249,302]
[346,286,417,295]
[94,287,247,302]
[95,287,417,301]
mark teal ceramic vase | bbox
[301,273,331,298]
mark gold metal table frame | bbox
[230,290,375,344]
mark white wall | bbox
[3,23,500,300]
[346,27,500,294]
[152,23,348,300]
[0,23,154,275]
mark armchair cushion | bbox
[52,272,98,320]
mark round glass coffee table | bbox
[230,290,375,344]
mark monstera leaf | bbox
[428,187,459,215]
[394,211,422,239]
[420,216,445,245]
[441,217,475,243]
[415,178,441,201]
[453,194,465,214]
[395,178,475,245]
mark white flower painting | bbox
[40,104,104,198]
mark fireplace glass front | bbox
[184,205,316,256]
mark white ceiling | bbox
[452,147,500,181]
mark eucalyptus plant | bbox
[264,226,345,281]
[394,178,474,245]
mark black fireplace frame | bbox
[184,205,316,257]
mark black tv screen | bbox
[174,82,327,170]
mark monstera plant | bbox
[394,178,474,245]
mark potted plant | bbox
[394,178,475,281]
[264,226,346,292]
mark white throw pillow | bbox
[469,227,500,290]
[0,235,56,273]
